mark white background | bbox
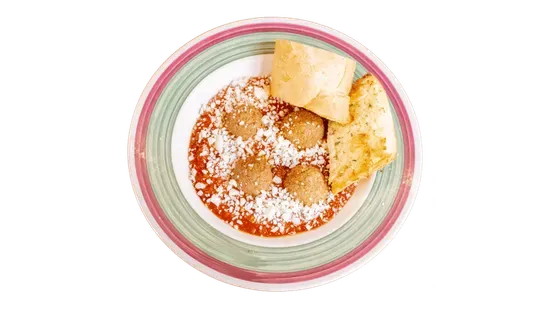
[1,1,549,313]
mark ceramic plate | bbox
[128,17,422,291]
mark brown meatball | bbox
[223,105,263,139]
[231,156,273,196]
[280,110,325,149]
[284,165,329,206]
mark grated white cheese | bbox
[208,195,221,207]
[189,76,338,231]
[270,136,327,168]
[204,128,252,179]
[251,186,332,224]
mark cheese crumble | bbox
[188,76,356,236]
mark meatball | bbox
[223,105,263,139]
[280,110,325,149]
[284,165,329,206]
[231,156,273,196]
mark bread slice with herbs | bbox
[327,73,397,193]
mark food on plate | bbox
[223,104,263,139]
[187,40,396,237]
[188,76,356,237]
[231,156,273,197]
[283,165,329,206]
[327,74,397,194]
[280,109,325,149]
[271,39,356,124]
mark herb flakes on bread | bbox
[327,73,397,193]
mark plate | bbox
[128,17,422,291]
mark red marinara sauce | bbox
[188,76,356,237]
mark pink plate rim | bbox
[128,17,422,290]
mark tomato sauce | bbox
[188,77,356,237]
